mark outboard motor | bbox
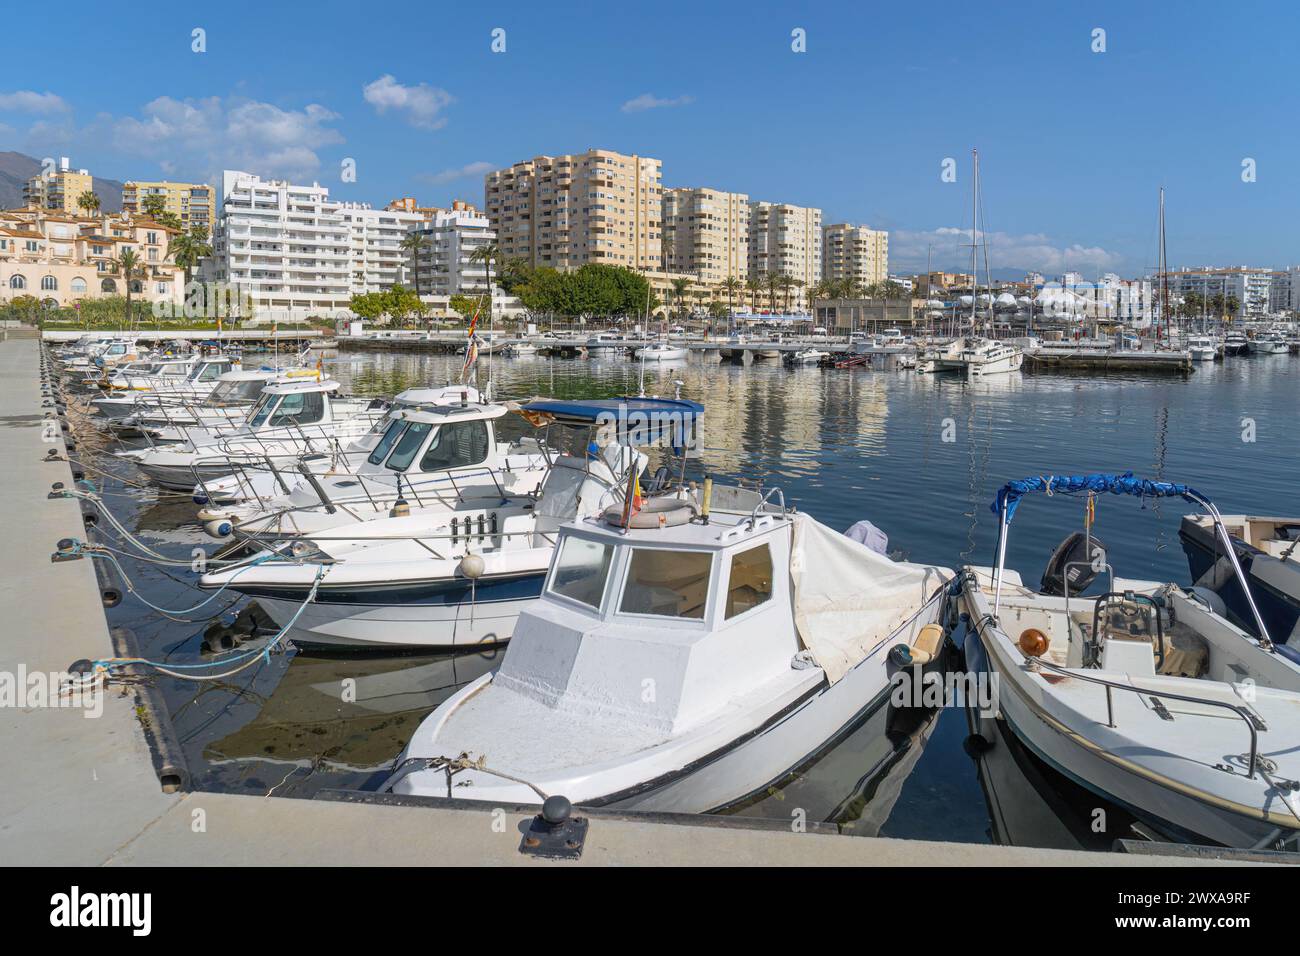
[1040,532,1106,596]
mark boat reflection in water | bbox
[202,645,501,795]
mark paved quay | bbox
[0,334,1267,866]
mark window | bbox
[268,391,324,426]
[725,544,773,619]
[247,393,277,427]
[619,549,712,620]
[70,277,86,293]
[548,537,614,610]
[9,275,26,289]
[383,421,431,471]
[418,420,489,472]
[41,275,57,291]
[100,278,116,292]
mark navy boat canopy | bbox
[521,396,703,451]
[993,471,1204,522]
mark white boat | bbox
[633,342,689,362]
[582,333,624,356]
[196,397,701,650]
[960,472,1300,849]
[90,356,239,419]
[116,378,387,491]
[918,336,1023,379]
[1248,331,1289,354]
[195,396,552,540]
[1187,335,1218,362]
[502,342,537,357]
[117,368,315,441]
[381,487,952,811]
[786,347,829,366]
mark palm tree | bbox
[168,228,213,283]
[670,277,690,319]
[401,232,432,300]
[468,240,500,328]
[788,278,804,314]
[76,191,100,217]
[115,248,144,330]
[720,276,741,329]
[744,276,762,314]
[765,273,781,315]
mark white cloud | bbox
[621,93,694,113]
[362,75,453,130]
[890,226,1125,275]
[105,96,345,181]
[0,90,69,114]
[419,161,496,185]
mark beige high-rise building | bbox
[122,180,216,232]
[662,187,749,286]
[484,148,662,271]
[822,223,888,290]
[23,158,94,215]
[748,201,822,310]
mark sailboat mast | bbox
[1158,187,1170,342]
[971,148,979,333]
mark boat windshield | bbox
[366,419,407,465]
[548,537,614,610]
[619,548,712,620]
[382,421,432,471]
[246,393,277,427]
[417,420,488,472]
[207,379,264,405]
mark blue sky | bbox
[2,0,1294,276]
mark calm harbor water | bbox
[83,348,1297,847]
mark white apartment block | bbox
[211,171,424,322]
[822,223,888,289]
[407,201,496,297]
[748,201,822,310]
[1061,273,1153,324]
[662,187,749,286]
[1158,267,1273,320]
[484,148,662,272]
[338,202,424,295]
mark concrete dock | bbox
[0,332,1264,866]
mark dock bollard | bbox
[519,795,588,860]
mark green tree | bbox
[76,191,101,216]
[401,232,431,298]
[348,292,386,322]
[115,248,144,330]
[670,277,690,318]
[469,240,500,329]
[168,226,213,282]
[744,276,761,313]
[141,195,167,219]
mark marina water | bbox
[95,349,1296,847]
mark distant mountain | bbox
[0,151,122,212]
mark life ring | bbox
[603,497,695,529]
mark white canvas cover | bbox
[790,513,952,683]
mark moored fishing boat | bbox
[959,472,1300,849]
[381,485,953,811]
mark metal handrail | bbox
[1025,653,1263,779]
[747,486,788,528]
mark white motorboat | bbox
[502,342,538,357]
[959,472,1300,849]
[918,337,1023,379]
[582,332,624,356]
[195,397,552,540]
[90,355,239,419]
[381,487,952,811]
[116,378,387,491]
[787,347,829,366]
[1187,335,1218,362]
[1248,331,1289,354]
[116,368,312,441]
[633,342,688,362]
[1180,513,1300,647]
[196,397,701,649]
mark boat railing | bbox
[1024,654,1263,779]
[747,486,787,528]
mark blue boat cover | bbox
[993,471,1203,522]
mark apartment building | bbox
[821,223,888,289]
[1157,267,1273,320]
[209,170,353,321]
[913,271,975,295]
[406,200,495,297]
[23,157,94,215]
[748,201,822,310]
[0,207,183,308]
[662,187,749,285]
[484,148,663,272]
[122,180,215,232]
[338,202,425,296]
